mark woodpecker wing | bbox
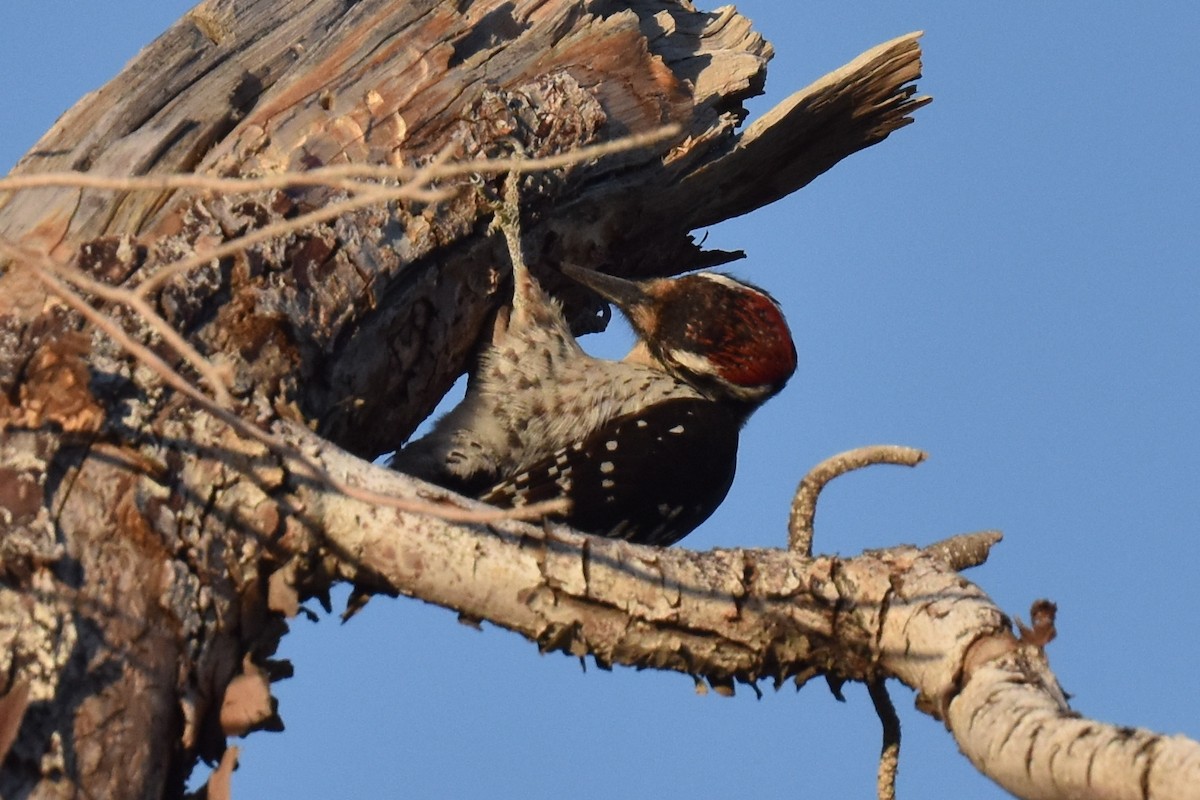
[480,398,742,546]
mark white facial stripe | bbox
[695,272,783,313]
[695,272,744,290]
[667,344,773,401]
[666,347,713,377]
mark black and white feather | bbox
[481,398,741,546]
[392,258,795,546]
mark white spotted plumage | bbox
[391,260,703,490]
[392,257,795,546]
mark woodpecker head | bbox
[561,264,797,407]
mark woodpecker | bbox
[392,258,796,546]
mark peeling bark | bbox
[3,1,1192,799]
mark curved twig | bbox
[788,445,927,555]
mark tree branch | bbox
[868,679,901,800]
[276,422,1200,800]
[788,445,928,555]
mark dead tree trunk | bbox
[1,2,1196,799]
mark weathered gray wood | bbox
[677,32,928,227]
[0,2,928,797]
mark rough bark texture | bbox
[0,0,926,461]
[289,424,1200,800]
[0,2,927,795]
[7,2,1192,799]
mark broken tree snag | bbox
[663,31,931,228]
[0,1,927,460]
[1,1,934,797]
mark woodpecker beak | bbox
[561,264,655,331]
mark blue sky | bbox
[3,3,1198,798]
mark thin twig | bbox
[787,445,927,555]
[128,139,462,298]
[447,125,679,177]
[133,127,678,298]
[0,127,681,301]
[25,263,566,525]
[0,129,680,526]
[0,167,411,196]
[0,124,680,199]
[867,678,901,800]
[132,180,437,299]
[0,240,235,407]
